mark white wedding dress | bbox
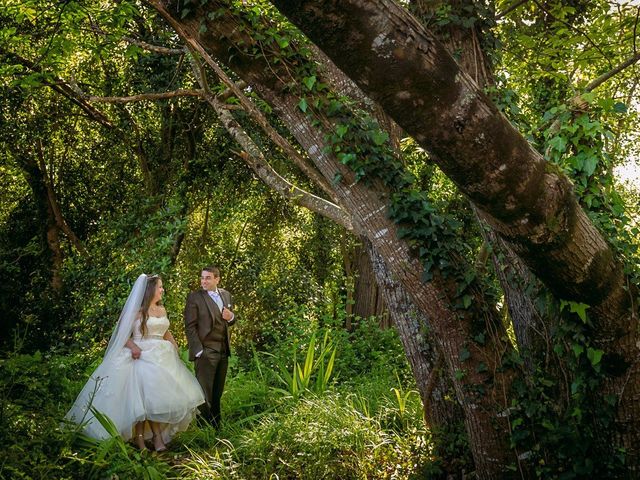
[66,315,205,443]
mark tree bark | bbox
[14,154,63,291]
[150,2,520,474]
[35,139,88,258]
[352,241,388,325]
[268,0,640,467]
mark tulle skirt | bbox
[66,338,205,444]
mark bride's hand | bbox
[129,344,142,359]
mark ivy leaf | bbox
[298,98,308,112]
[582,155,598,176]
[547,135,567,152]
[542,420,555,430]
[571,380,581,394]
[462,294,472,309]
[336,124,348,138]
[473,332,485,345]
[337,152,356,164]
[303,75,316,91]
[276,35,290,49]
[569,302,589,323]
[613,102,627,113]
[459,347,471,362]
[371,130,389,146]
[587,348,603,366]
[571,344,584,357]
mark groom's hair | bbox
[202,265,221,278]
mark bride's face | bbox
[152,279,164,303]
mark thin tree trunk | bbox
[352,241,387,325]
[15,154,63,291]
[341,239,355,331]
[36,139,88,258]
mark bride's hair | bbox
[139,275,162,336]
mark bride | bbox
[65,274,205,451]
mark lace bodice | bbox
[132,315,170,340]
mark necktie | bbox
[209,290,223,311]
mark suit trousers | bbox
[195,347,228,427]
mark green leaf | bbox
[276,35,290,49]
[298,98,308,112]
[613,102,627,113]
[582,155,598,176]
[303,75,316,91]
[587,348,603,366]
[459,347,471,362]
[569,302,589,323]
[371,130,389,146]
[547,135,567,152]
[462,294,472,309]
[336,124,348,138]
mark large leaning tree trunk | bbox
[411,0,550,365]
[150,1,521,475]
[269,0,640,469]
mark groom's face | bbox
[201,270,220,291]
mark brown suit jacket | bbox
[184,288,236,361]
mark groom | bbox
[184,266,236,427]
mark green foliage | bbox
[1,310,436,479]
[77,407,171,480]
[270,330,337,398]
[3,0,640,477]
[507,301,626,477]
[0,350,91,479]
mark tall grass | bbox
[1,321,441,479]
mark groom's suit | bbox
[184,288,236,426]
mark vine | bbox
[174,1,637,475]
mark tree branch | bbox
[79,89,205,103]
[496,0,529,20]
[0,47,113,128]
[36,139,89,257]
[538,50,640,129]
[584,51,640,92]
[147,0,338,202]
[187,53,354,231]
[122,36,184,55]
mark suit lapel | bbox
[219,289,230,310]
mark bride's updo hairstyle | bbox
[139,275,162,336]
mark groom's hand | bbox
[222,307,233,322]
